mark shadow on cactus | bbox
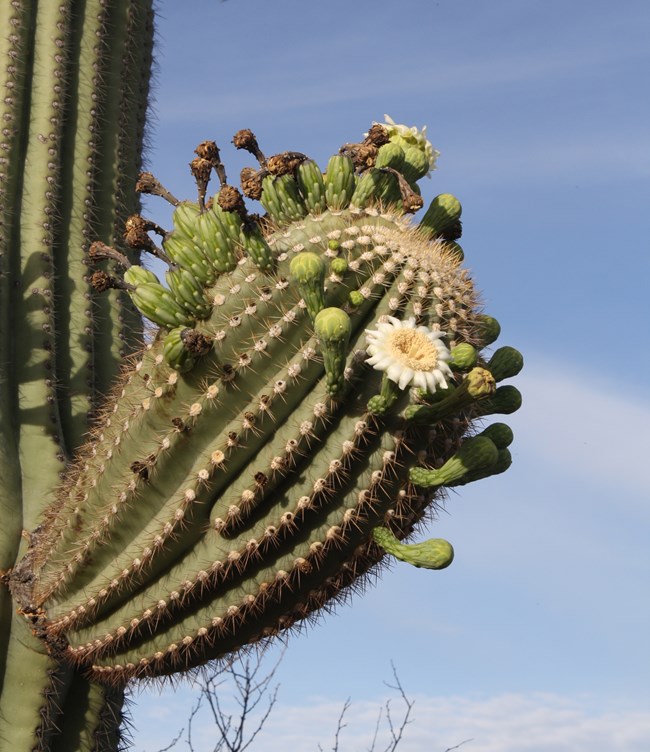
[12,117,522,685]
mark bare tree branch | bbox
[381,661,415,752]
[444,740,473,752]
[151,657,467,752]
[150,727,184,752]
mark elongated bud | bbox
[350,168,390,209]
[449,343,478,371]
[372,527,454,570]
[296,160,328,214]
[478,422,514,449]
[314,307,352,396]
[405,367,495,423]
[375,142,406,171]
[290,252,326,321]
[409,435,499,488]
[475,314,501,346]
[420,194,463,240]
[260,174,307,224]
[240,221,274,272]
[324,155,356,210]
[474,385,523,416]
[123,266,160,287]
[130,283,194,328]
[165,267,213,319]
[487,346,524,382]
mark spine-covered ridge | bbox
[13,117,522,684]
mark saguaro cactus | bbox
[1,0,153,748]
[0,3,522,751]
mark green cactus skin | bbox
[7,130,522,691]
[0,4,522,742]
[0,0,153,748]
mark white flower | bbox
[365,317,452,392]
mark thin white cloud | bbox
[510,355,650,504]
[132,689,650,752]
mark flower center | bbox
[388,330,439,371]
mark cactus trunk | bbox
[0,1,153,748]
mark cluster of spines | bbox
[15,121,523,685]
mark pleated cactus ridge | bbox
[13,117,523,685]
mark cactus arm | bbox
[71,420,406,679]
[4,110,522,745]
[34,247,417,614]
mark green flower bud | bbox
[409,435,499,488]
[296,160,327,214]
[372,526,454,570]
[314,307,352,396]
[290,252,326,321]
[449,343,478,371]
[324,155,356,211]
[475,315,501,347]
[487,346,524,382]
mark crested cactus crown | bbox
[12,120,522,685]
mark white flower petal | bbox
[364,317,452,394]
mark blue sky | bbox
[130,1,649,749]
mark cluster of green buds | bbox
[15,117,522,683]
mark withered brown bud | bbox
[195,140,220,163]
[190,157,212,187]
[123,215,155,251]
[135,172,179,205]
[88,241,131,268]
[217,185,247,216]
[135,171,158,194]
[364,124,390,147]
[90,270,129,293]
[233,129,258,152]
[240,167,265,200]
[401,192,425,214]
[180,328,212,356]
[232,129,266,165]
[90,270,113,292]
[339,142,378,170]
[266,151,308,177]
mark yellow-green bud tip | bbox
[289,251,326,283]
[314,307,351,342]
